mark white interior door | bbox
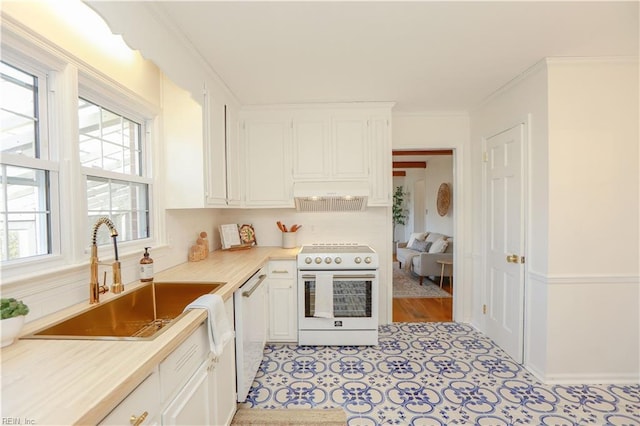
[485,124,526,363]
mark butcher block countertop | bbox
[0,246,298,426]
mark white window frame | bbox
[0,49,62,271]
[78,73,156,254]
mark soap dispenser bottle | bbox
[140,247,154,282]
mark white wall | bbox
[393,156,454,240]
[470,58,640,383]
[2,1,161,107]
[544,59,639,382]
[424,156,454,236]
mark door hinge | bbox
[482,304,487,315]
[483,152,488,162]
[520,256,525,264]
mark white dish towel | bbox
[313,272,334,318]
[184,294,234,358]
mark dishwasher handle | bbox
[242,274,267,298]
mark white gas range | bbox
[297,244,379,346]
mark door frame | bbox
[389,148,461,323]
[480,115,530,363]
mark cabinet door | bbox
[205,93,228,206]
[162,362,210,426]
[268,279,297,342]
[209,298,238,425]
[267,260,297,342]
[368,116,392,206]
[243,116,293,207]
[163,75,205,208]
[206,96,241,207]
[332,115,369,179]
[292,114,330,180]
[99,369,161,425]
[225,103,241,206]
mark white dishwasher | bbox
[234,268,267,402]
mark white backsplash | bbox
[3,207,393,324]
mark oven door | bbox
[297,270,378,331]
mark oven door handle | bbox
[242,274,267,297]
[301,274,377,280]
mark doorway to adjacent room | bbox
[391,149,454,322]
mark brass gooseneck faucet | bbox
[89,217,124,304]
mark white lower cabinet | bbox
[267,260,298,342]
[162,361,210,425]
[100,297,237,426]
[99,368,161,426]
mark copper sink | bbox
[22,282,224,341]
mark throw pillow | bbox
[406,232,427,248]
[425,232,445,243]
[428,238,449,254]
[408,240,432,252]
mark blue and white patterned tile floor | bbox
[240,323,640,425]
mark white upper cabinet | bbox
[162,75,206,209]
[292,112,331,180]
[163,79,241,209]
[241,104,393,208]
[225,103,242,206]
[205,90,241,207]
[292,111,370,181]
[331,114,369,179]
[241,112,294,207]
[204,91,226,206]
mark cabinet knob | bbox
[130,411,148,426]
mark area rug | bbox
[231,407,347,425]
[392,261,451,298]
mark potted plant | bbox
[1,298,29,347]
[392,186,408,251]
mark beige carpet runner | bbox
[231,407,347,425]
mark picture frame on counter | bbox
[219,224,256,250]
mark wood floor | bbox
[390,254,453,322]
[392,295,453,322]
[392,272,453,322]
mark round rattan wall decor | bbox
[437,183,451,216]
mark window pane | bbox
[87,176,148,244]
[78,98,141,176]
[0,62,38,157]
[86,177,110,212]
[0,165,50,261]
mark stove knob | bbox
[335,257,342,264]
[364,256,372,264]
[355,257,362,264]
[315,257,322,264]
[325,257,332,264]
[305,257,313,264]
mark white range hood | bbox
[293,181,369,212]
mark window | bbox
[78,98,149,245]
[0,61,54,262]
